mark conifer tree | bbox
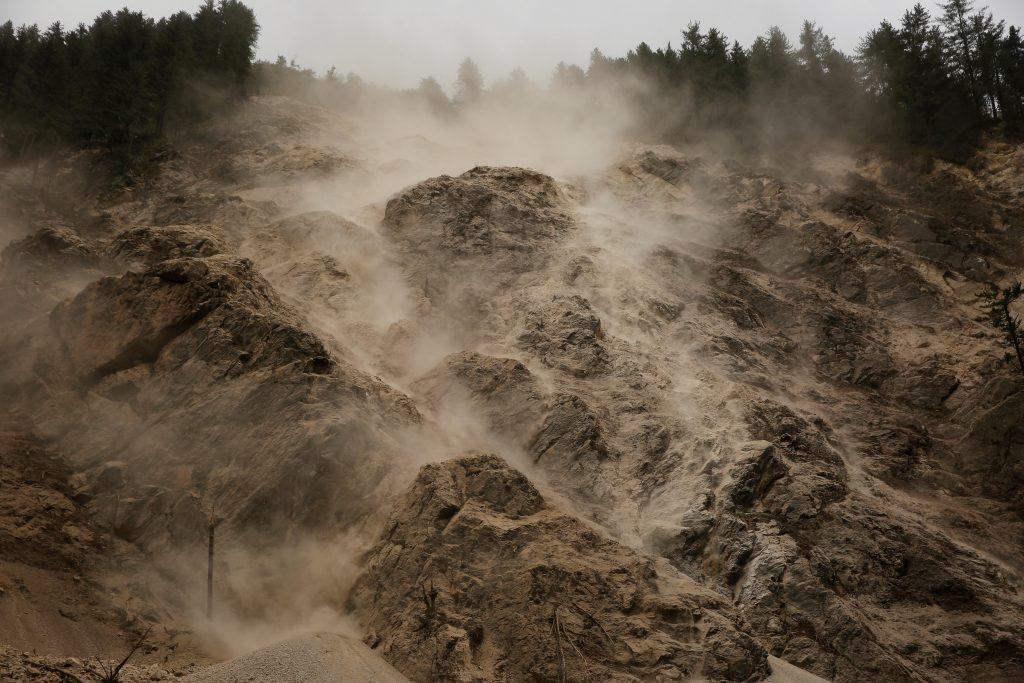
[455,57,483,105]
[998,27,1024,129]
[980,282,1024,376]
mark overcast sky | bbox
[5,1,1024,88]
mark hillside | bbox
[0,94,1022,681]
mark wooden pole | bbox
[207,504,216,620]
[206,520,214,619]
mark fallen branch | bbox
[95,625,153,682]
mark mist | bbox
[8,0,1024,88]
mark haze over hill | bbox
[1,1,1023,682]
[6,0,1024,87]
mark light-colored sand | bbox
[184,632,408,683]
[766,655,831,682]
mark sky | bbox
[4,0,1024,89]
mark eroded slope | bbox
[0,96,1022,682]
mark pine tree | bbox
[798,21,832,76]
[8,24,42,156]
[938,0,984,109]
[493,67,533,101]
[0,1,260,164]
[998,27,1024,130]
[679,23,731,101]
[455,57,483,105]
[34,22,74,148]
[859,20,901,99]
[727,41,749,94]
[858,4,981,152]
[416,76,452,117]
[551,62,585,91]
[586,48,615,82]
[0,21,18,108]
[215,0,259,95]
[971,11,1006,118]
[980,282,1024,376]
[151,11,196,133]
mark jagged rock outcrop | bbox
[411,351,546,437]
[16,254,420,542]
[518,294,611,378]
[610,147,1024,682]
[0,225,109,320]
[383,166,577,319]
[351,454,768,682]
[110,225,225,268]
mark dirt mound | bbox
[184,632,406,683]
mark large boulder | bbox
[383,167,577,318]
[19,255,420,542]
[351,454,768,682]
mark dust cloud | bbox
[0,42,860,667]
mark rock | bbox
[110,225,225,268]
[887,358,960,410]
[958,389,1024,498]
[3,95,1024,683]
[529,394,609,468]
[383,166,576,315]
[351,454,768,682]
[411,351,546,438]
[0,226,108,319]
[724,442,787,509]
[628,146,699,184]
[385,166,574,260]
[152,192,277,233]
[91,461,127,493]
[23,254,420,539]
[518,295,610,378]
[2,226,100,269]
